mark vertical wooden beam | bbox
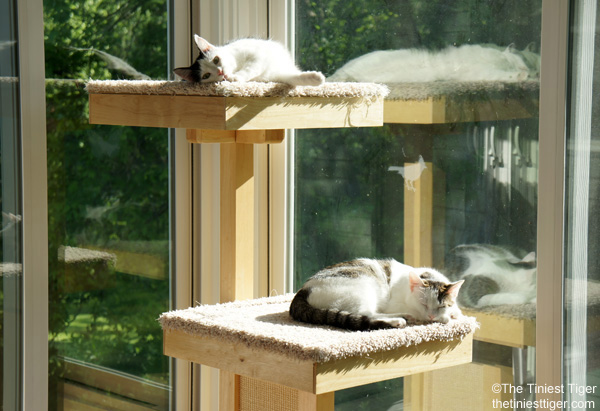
[298,391,335,411]
[403,162,434,267]
[219,371,240,411]
[187,129,236,144]
[219,142,255,411]
[403,161,433,409]
[220,143,255,303]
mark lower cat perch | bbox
[159,294,477,394]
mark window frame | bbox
[18,0,49,407]
[16,0,572,408]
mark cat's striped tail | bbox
[289,288,393,331]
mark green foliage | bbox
[45,0,170,404]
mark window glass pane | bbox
[44,0,171,409]
[0,0,23,408]
[294,1,541,409]
[564,0,600,408]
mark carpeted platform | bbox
[85,79,389,100]
[159,294,478,363]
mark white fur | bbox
[451,245,536,307]
[179,35,325,86]
[305,259,463,327]
[327,44,538,83]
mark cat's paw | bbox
[226,74,245,82]
[386,318,407,328]
[298,71,325,86]
[436,316,451,324]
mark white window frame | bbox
[19,0,49,408]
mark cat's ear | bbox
[504,43,517,53]
[524,42,536,52]
[174,67,197,82]
[521,252,536,264]
[194,35,214,54]
[446,280,464,299]
[409,271,424,292]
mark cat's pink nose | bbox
[429,315,435,320]
[218,69,224,76]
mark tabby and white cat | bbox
[443,244,536,308]
[289,258,464,331]
[327,44,538,83]
[174,35,325,86]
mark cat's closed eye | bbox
[213,56,220,64]
[202,73,211,80]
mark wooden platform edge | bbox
[89,93,384,130]
[163,328,474,394]
[462,309,535,348]
[314,333,473,394]
[384,96,539,124]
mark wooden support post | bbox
[219,142,254,410]
[403,162,433,267]
[187,129,285,144]
[298,392,335,411]
[187,129,236,144]
[220,143,255,303]
[219,371,240,411]
[236,129,285,144]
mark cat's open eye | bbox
[213,56,220,64]
[421,280,430,287]
[202,73,211,80]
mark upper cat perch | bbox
[86,78,538,130]
[86,79,388,132]
[159,294,477,394]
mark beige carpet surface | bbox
[85,79,539,102]
[470,279,600,320]
[159,294,478,363]
[85,79,389,100]
[385,80,539,101]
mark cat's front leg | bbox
[372,313,412,328]
[228,63,264,82]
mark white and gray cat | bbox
[443,244,536,308]
[289,258,464,331]
[174,35,325,86]
[328,44,540,83]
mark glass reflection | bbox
[44,0,171,408]
[295,0,541,409]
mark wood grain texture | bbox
[187,129,236,143]
[297,391,335,411]
[89,94,383,130]
[220,143,255,303]
[89,94,226,129]
[462,309,536,348]
[163,329,316,393]
[404,162,433,267]
[163,329,473,395]
[384,97,538,124]
[314,334,473,394]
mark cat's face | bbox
[502,46,530,80]
[409,270,463,323]
[173,35,231,83]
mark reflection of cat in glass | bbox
[443,244,536,308]
[328,44,540,83]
